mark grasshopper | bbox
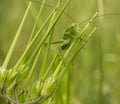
[45,23,82,51]
[44,23,82,66]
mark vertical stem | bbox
[97,0,105,104]
[24,47,43,89]
[43,54,59,80]
[13,2,58,69]
[28,0,46,42]
[14,0,68,70]
[53,13,97,78]
[2,2,32,69]
[66,67,71,104]
[39,10,57,80]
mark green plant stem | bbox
[53,12,97,78]
[53,26,95,101]
[23,0,61,87]
[66,67,71,104]
[38,8,58,80]
[43,54,59,80]
[30,0,76,22]
[28,0,46,42]
[26,16,54,66]
[26,15,56,67]
[59,85,64,104]
[52,34,84,79]
[24,0,70,86]
[26,45,43,66]
[22,0,68,88]
[2,2,32,69]
[14,0,70,71]
[97,0,105,104]
[55,27,96,104]
[24,47,43,89]
[52,39,76,78]
[80,12,98,38]
[13,0,61,70]
[59,27,97,82]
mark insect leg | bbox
[44,40,63,54]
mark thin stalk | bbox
[2,2,32,69]
[24,47,43,89]
[59,85,64,104]
[28,0,46,42]
[97,0,105,104]
[52,39,76,78]
[14,0,61,70]
[38,31,54,80]
[26,11,57,66]
[25,9,57,87]
[38,8,58,80]
[52,34,83,79]
[66,67,71,104]
[69,27,97,69]
[80,12,98,38]
[15,0,70,71]
[18,2,68,88]
[59,27,97,81]
[26,46,43,66]
[24,0,61,85]
[53,12,97,78]
[55,27,96,104]
[43,54,59,80]
[30,0,76,22]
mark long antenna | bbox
[80,12,120,25]
[29,0,76,22]
[29,0,120,24]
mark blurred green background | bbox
[0,0,120,104]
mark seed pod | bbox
[4,69,17,88]
[32,80,43,97]
[16,64,30,84]
[48,97,55,104]
[41,76,56,98]
[0,68,7,89]
[18,88,30,102]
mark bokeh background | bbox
[0,0,120,104]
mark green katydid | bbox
[45,23,82,51]
[42,22,84,67]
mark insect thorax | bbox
[63,23,81,40]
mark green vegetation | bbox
[0,0,120,104]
